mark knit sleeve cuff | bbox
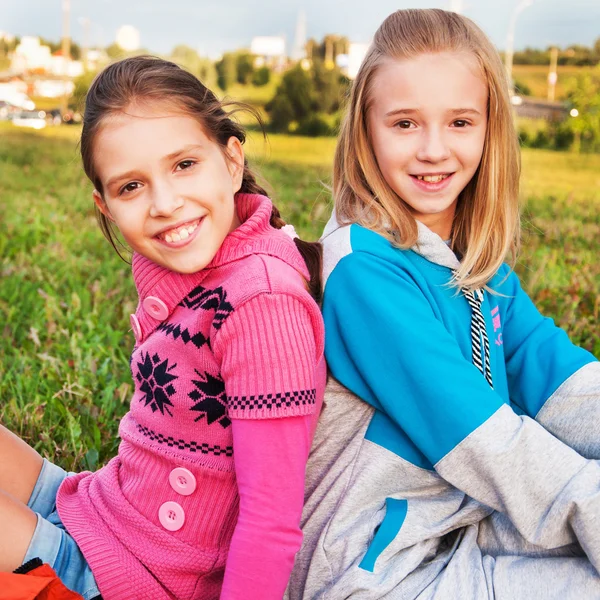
[213,292,323,420]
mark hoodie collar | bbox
[322,209,460,270]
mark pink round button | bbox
[129,314,142,341]
[158,501,185,532]
[143,296,169,321]
[169,467,197,496]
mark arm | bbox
[213,292,324,599]
[324,252,600,570]
[220,415,312,600]
[497,268,599,457]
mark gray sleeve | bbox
[435,404,600,573]
[536,362,600,459]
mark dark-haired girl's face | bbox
[367,52,488,239]
[92,105,244,273]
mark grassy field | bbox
[512,64,596,100]
[1,122,599,471]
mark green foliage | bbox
[311,59,349,114]
[513,78,531,97]
[236,53,255,85]
[169,45,217,89]
[216,53,237,91]
[565,68,600,153]
[266,65,314,131]
[511,39,600,67]
[266,61,349,135]
[296,114,334,137]
[267,94,295,132]
[252,66,271,87]
[71,70,98,112]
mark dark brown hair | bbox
[81,55,322,301]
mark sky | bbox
[3,0,600,58]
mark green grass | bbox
[1,123,599,470]
[512,64,596,100]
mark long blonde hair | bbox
[334,9,521,289]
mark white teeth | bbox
[160,219,201,243]
[416,174,449,183]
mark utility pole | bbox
[504,0,534,95]
[80,17,90,72]
[547,46,558,102]
[60,0,71,115]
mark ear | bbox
[92,189,114,222]
[225,136,244,194]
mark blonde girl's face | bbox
[92,104,244,274]
[367,52,488,239]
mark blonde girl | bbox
[287,9,600,599]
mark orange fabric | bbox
[0,563,84,600]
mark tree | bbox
[71,69,98,111]
[252,66,271,87]
[311,59,349,113]
[169,45,217,89]
[236,53,254,85]
[266,65,314,131]
[565,69,600,152]
[215,53,237,91]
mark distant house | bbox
[250,36,286,69]
[10,37,83,77]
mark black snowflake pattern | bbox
[135,352,178,416]
[188,370,231,428]
[156,322,210,350]
[179,285,234,330]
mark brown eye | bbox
[176,160,196,171]
[453,120,469,128]
[396,120,413,129]
[120,182,140,195]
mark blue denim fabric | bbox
[24,459,100,599]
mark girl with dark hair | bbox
[0,55,326,600]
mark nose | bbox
[148,180,184,218]
[416,128,451,163]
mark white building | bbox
[250,36,286,68]
[116,25,141,52]
[345,42,370,79]
[11,37,52,72]
[10,36,83,77]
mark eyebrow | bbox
[105,144,205,189]
[384,108,483,118]
[106,170,140,189]
[163,143,205,162]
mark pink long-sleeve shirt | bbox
[56,193,326,600]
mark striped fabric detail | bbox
[463,288,494,389]
[136,423,234,456]
[228,389,317,411]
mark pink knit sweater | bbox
[56,193,326,600]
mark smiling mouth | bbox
[156,218,203,244]
[411,174,453,183]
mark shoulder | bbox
[322,223,415,288]
[217,252,308,304]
